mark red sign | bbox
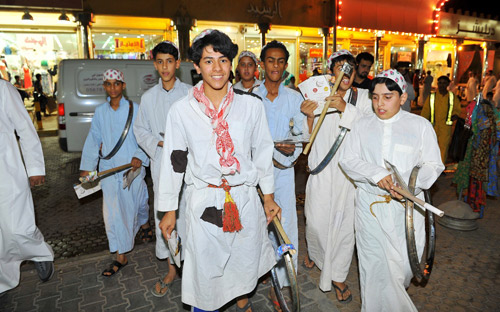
[114,38,146,53]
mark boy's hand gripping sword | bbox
[303,62,353,155]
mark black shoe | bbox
[34,261,54,282]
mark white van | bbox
[57,59,198,152]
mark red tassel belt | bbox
[208,179,243,233]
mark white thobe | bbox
[0,80,54,293]
[482,75,497,98]
[80,97,150,254]
[339,110,444,312]
[134,79,190,259]
[157,85,276,310]
[233,78,262,92]
[254,82,305,287]
[305,87,373,291]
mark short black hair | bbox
[329,54,356,72]
[260,40,289,62]
[370,77,403,95]
[153,41,179,60]
[188,30,238,66]
[356,52,374,65]
[437,75,450,83]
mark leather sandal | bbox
[101,260,127,277]
[332,283,352,304]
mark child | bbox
[80,69,150,277]
[157,30,281,312]
[133,41,191,296]
[339,70,444,311]
[233,50,261,91]
[300,49,372,302]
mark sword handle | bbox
[393,186,444,217]
[272,217,297,255]
[303,71,345,155]
[97,163,133,177]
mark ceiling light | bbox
[21,10,33,22]
[58,11,70,23]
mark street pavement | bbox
[1,119,499,311]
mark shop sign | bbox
[247,1,282,21]
[0,0,82,10]
[439,12,500,41]
[309,48,332,58]
[397,52,412,62]
[16,34,53,51]
[114,38,145,53]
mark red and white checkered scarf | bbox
[193,82,240,175]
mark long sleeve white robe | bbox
[305,87,373,291]
[253,82,305,288]
[157,85,276,310]
[340,110,444,312]
[133,79,190,259]
[0,80,54,293]
[80,97,149,254]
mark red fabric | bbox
[467,178,486,213]
[208,180,243,232]
[193,83,240,175]
[457,51,475,84]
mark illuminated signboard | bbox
[114,38,146,53]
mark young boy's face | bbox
[371,83,407,120]
[332,60,355,93]
[194,45,232,93]
[261,48,287,83]
[103,80,126,100]
[237,56,257,82]
[154,53,180,84]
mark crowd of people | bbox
[2,28,498,312]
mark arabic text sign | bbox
[16,34,54,51]
[439,12,499,41]
[247,1,282,21]
[114,38,145,53]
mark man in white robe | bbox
[133,41,191,296]
[0,79,54,293]
[300,50,373,301]
[253,41,305,306]
[157,29,280,312]
[466,71,478,102]
[80,69,149,277]
[340,70,444,311]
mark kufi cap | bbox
[193,29,215,43]
[160,40,179,55]
[376,69,407,93]
[327,49,353,69]
[238,51,259,65]
[103,69,124,82]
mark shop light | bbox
[58,11,70,23]
[21,10,34,23]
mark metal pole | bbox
[322,27,329,73]
[416,39,425,71]
[374,34,382,74]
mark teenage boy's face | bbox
[332,60,355,92]
[261,48,288,83]
[371,83,407,120]
[154,53,180,83]
[194,45,232,93]
[237,56,257,82]
[103,80,126,100]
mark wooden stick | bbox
[272,217,297,255]
[303,70,346,155]
[393,185,444,217]
[96,163,132,177]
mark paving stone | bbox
[124,291,151,310]
[59,283,81,302]
[80,301,106,312]
[14,294,37,311]
[80,286,105,305]
[102,288,125,308]
[37,282,60,298]
[35,296,59,311]
[120,277,147,294]
[58,298,82,311]
[104,303,130,311]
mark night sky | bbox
[443,0,500,19]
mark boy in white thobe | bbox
[233,51,261,92]
[133,41,191,296]
[157,30,280,312]
[0,79,54,293]
[300,50,372,302]
[80,69,149,277]
[340,70,444,311]
[253,42,305,308]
